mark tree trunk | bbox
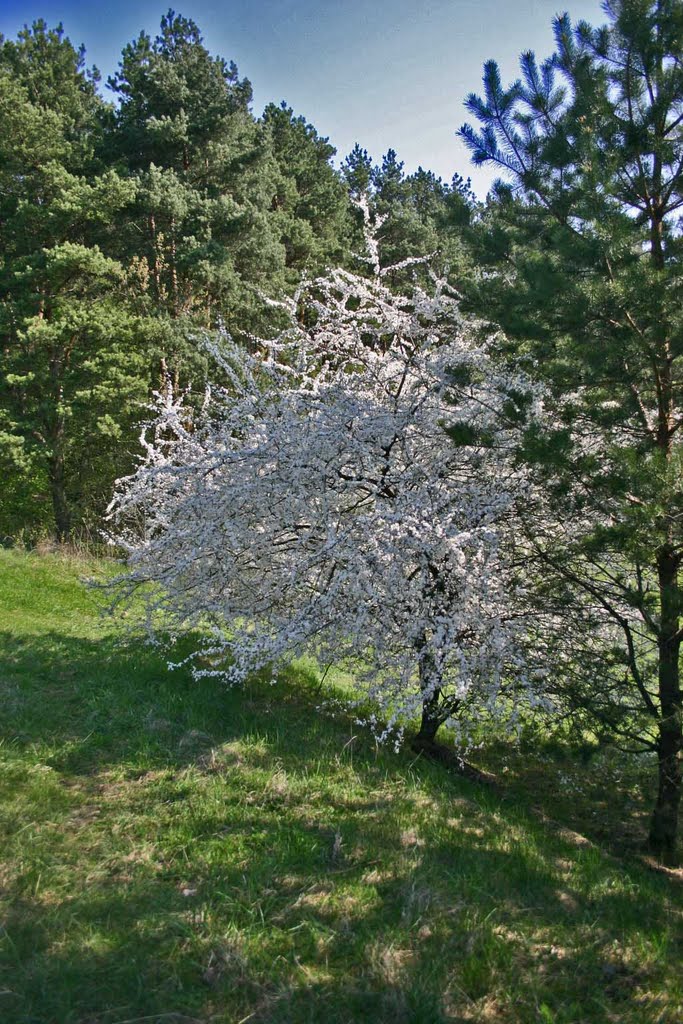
[414,642,443,744]
[149,214,161,301]
[647,201,680,859]
[47,350,71,543]
[416,685,443,743]
[170,217,179,317]
[410,651,495,785]
[49,448,71,542]
[648,545,682,861]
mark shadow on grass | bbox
[1,630,681,1024]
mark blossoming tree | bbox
[108,224,537,750]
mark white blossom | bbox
[107,234,538,742]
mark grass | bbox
[0,548,681,1024]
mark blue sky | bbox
[1,0,605,196]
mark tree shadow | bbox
[1,629,681,1023]
[476,735,668,865]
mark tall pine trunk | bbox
[648,204,681,860]
[48,352,71,542]
[649,544,682,860]
[149,214,161,300]
[49,447,70,542]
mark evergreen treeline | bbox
[0,11,474,542]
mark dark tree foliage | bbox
[262,101,353,276]
[341,143,373,198]
[106,10,287,335]
[0,23,149,539]
[108,9,253,173]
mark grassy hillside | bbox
[0,549,681,1024]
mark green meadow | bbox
[0,549,681,1024]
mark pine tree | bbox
[107,9,252,173]
[262,101,352,276]
[106,10,288,337]
[460,0,683,859]
[0,22,149,539]
[341,143,373,198]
